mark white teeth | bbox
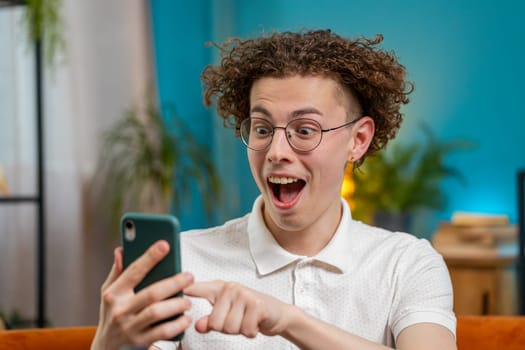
[268,176,299,184]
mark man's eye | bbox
[254,126,271,136]
[295,126,317,136]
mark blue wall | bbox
[149,0,215,229]
[151,0,525,236]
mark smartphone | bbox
[121,212,184,341]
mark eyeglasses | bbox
[239,117,360,152]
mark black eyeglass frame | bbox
[239,117,361,152]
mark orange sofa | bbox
[0,326,96,349]
[456,316,525,350]
[0,316,524,349]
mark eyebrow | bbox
[250,105,323,118]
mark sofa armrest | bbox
[457,316,525,350]
[0,326,96,350]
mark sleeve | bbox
[389,239,457,340]
[152,340,179,350]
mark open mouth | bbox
[268,176,306,204]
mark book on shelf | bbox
[432,212,517,258]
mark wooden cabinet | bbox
[432,222,519,315]
[444,255,517,315]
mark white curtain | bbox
[0,5,39,326]
[0,0,154,326]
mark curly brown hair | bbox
[201,29,413,164]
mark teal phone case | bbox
[120,212,184,341]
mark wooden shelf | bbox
[433,222,519,316]
[0,196,40,203]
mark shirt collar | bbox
[248,196,354,275]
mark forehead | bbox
[249,75,353,113]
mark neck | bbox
[263,201,343,256]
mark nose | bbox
[266,127,293,162]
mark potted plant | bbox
[93,97,221,233]
[0,0,66,69]
[22,0,66,69]
[349,125,473,232]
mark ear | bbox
[347,116,374,162]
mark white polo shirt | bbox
[155,196,456,350]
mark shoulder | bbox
[181,214,249,242]
[179,213,255,282]
[354,224,456,337]
[348,221,450,289]
[351,220,439,262]
[179,214,251,261]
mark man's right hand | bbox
[91,240,194,350]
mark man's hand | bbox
[184,280,293,338]
[91,241,194,350]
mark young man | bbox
[91,30,456,350]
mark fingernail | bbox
[182,272,194,282]
[156,240,170,253]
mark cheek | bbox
[311,152,347,185]
[248,151,265,184]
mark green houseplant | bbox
[21,0,66,69]
[94,98,221,233]
[2,0,66,70]
[350,125,473,231]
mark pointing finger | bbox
[184,281,223,304]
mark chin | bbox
[267,207,306,231]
